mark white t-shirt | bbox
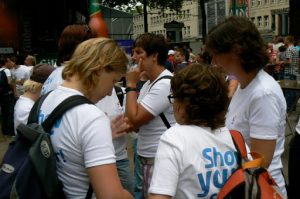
[40,66,128,160]
[96,89,128,161]
[149,125,238,198]
[0,67,11,77]
[14,95,35,135]
[39,86,115,198]
[11,65,30,97]
[137,69,176,158]
[41,66,64,96]
[226,69,286,195]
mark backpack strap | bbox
[149,75,173,129]
[42,95,93,132]
[27,92,52,124]
[230,130,264,169]
[148,75,172,91]
[230,130,248,160]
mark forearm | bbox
[125,91,139,126]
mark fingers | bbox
[111,115,132,139]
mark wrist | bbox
[126,83,136,88]
[125,87,137,93]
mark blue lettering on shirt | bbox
[197,147,237,198]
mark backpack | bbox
[0,69,11,96]
[217,130,285,199]
[0,93,93,199]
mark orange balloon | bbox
[89,12,109,38]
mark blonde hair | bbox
[62,37,128,92]
[23,79,42,93]
[26,55,36,66]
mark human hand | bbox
[126,59,142,87]
[110,114,132,139]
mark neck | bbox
[23,91,40,101]
[237,70,259,89]
[148,65,166,82]
[14,64,19,69]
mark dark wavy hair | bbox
[133,33,168,66]
[171,63,229,130]
[206,16,269,73]
[57,24,97,66]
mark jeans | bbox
[133,138,143,199]
[0,93,15,136]
[116,158,134,195]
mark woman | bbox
[206,16,287,196]
[14,63,54,134]
[125,33,176,198]
[38,38,133,199]
[149,64,238,199]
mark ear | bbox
[152,52,158,62]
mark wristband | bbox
[125,87,137,93]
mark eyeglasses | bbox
[168,94,176,104]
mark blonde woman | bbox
[37,38,133,199]
[14,63,54,134]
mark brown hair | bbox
[133,33,168,66]
[171,63,229,129]
[57,24,97,65]
[62,38,128,92]
[206,16,269,73]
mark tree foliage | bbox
[102,0,184,11]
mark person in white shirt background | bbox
[23,55,36,75]
[14,63,54,135]
[149,63,238,199]
[38,38,133,199]
[41,24,133,194]
[206,16,287,196]
[9,55,30,98]
[126,33,176,198]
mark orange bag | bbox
[217,130,285,199]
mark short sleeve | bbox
[140,80,171,117]
[78,108,116,168]
[249,94,282,140]
[149,131,181,196]
[4,69,11,77]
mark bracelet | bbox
[125,87,137,93]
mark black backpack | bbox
[0,93,93,199]
[0,69,11,96]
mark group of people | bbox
[0,15,296,198]
[0,54,38,137]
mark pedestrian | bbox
[38,38,133,199]
[125,33,176,198]
[148,64,238,199]
[206,16,287,196]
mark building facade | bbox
[249,0,289,41]
[133,0,227,53]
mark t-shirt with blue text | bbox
[38,86,115,199]
[149,125,238,198]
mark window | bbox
[183,10,186,18]
[271,0,276,3]
[258,16,262,27]
[251,17,255,24]
[187,9,190,18]
[264,0,269,4]
[251,0,255,6]
[257,0,261,6]
[264,15,269,28]
[187,26,190,36]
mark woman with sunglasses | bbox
[149,64,239,199]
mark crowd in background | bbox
[1,15,300,199]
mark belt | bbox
[138,155,155,165]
